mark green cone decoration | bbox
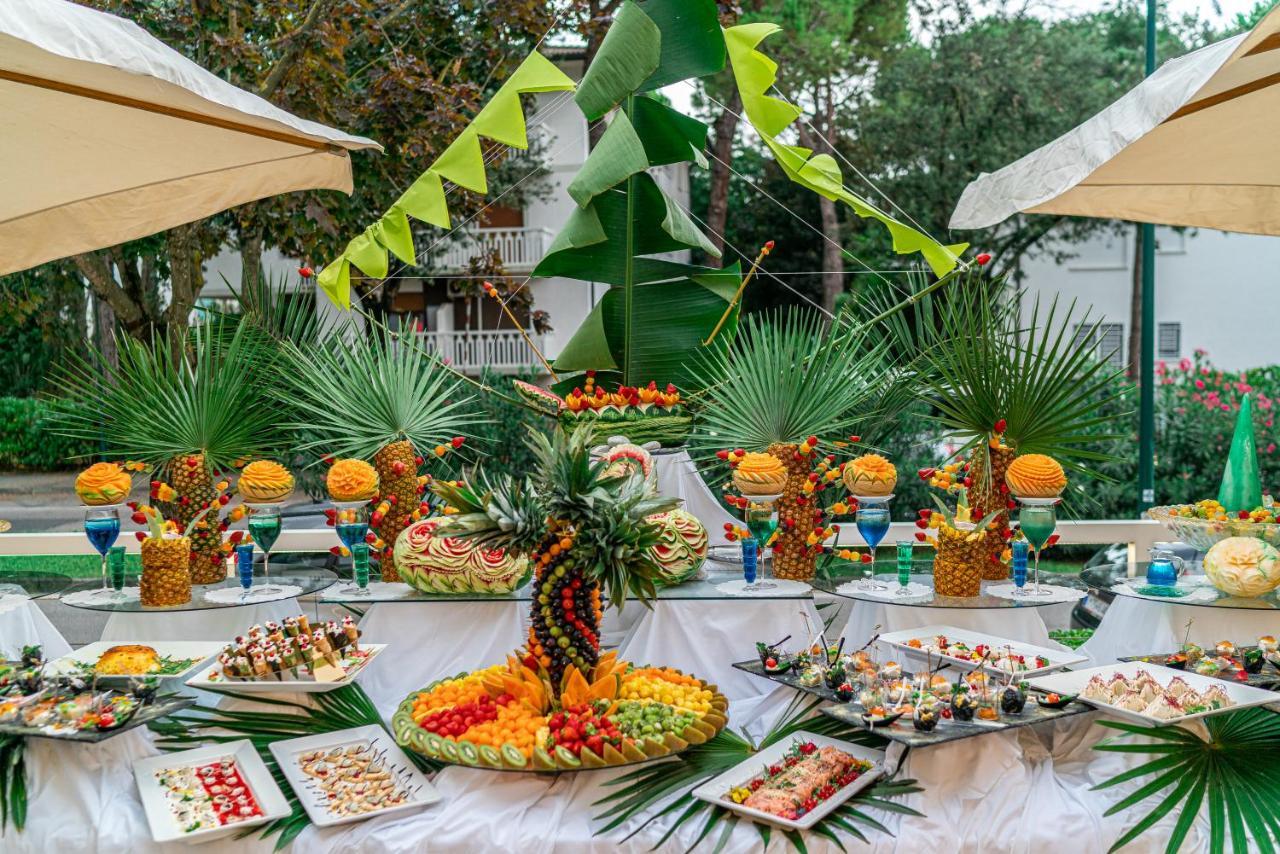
[1217,393,1263,512]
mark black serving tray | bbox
[1118,649,1280,691]
[0,692,193,743]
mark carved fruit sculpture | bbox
[843,454,897,497]
[1005,454,1067,499]
[75,462,132,506]
[326,459,379,502]
[1202,536,1280,598]
[162,453,224,585]
[140,535,192,607]
[732,452,788,496]
[238,460,295,503]
[371,439,420,583]
[646,508,708,585]
[967,441,1017,581]
[394,518,530,594]
[767,443,819,580]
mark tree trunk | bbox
[818,195,843,314]
[704,86,741,264]
[1128,225,1143,379]
[240,227,264,293]
[73,252,149,339]
[94,295,119,370]
[165,224,203,346]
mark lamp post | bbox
[1138,0,1157,510]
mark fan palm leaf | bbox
[45,321,282,470]
[690,309,899,457]
[1092,708,1280,852]
[277,326,476,460]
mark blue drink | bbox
[741,539,758,585]
[855,502,891,591]
[85,516,120,554]
[235,543,255,595]
[337,522,369,550]
[1011,540,1029,595]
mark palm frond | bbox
[277,326,477,460]
[593,693,923,851]
[152,684,436,851]
[0,734,26,832]
[1091,708,1280,853]
[44,321,282,470]
[690,309,897,456]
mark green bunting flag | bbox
[316,50,576,307]
[722,23,968,277]
[1218,393,1263,512]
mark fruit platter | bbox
[880,625,1087,679]
[133,740,291,843]
[391,654,728,772]
[269,724,439,827]
[1028,663,1280,727]
[0,646,192,742]
[185,615,385,693]
[692,733,883,830]
[1147,502,1280,552]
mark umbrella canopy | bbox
[950,6,1280,234]
[0,0,380,276]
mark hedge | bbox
[0,397,98,470]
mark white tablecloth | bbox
[0,598,72,661]
[1080,595,1280,665]
[5,709,1214,853]
[356,601,526,715]
[100,598,305,642]
[840,599,1075,652]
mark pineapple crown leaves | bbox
[276,326,479,462]
[44,322,281,472]
[432,474,549,554]
[688,308,899,459]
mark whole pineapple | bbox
[163,453,224,584]
[933,522,987,597]
[767,442,821,581]
[140,535,193,606]
[279,329,471,583]
[964,441,1016,581]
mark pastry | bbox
[75,462,132,505]
[237,460,294,503]
[1005,454,1067,498]
[842,453,897,497]
[731,452,787,496]
[326,459,379,502]
[94,644,161,675]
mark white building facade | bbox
[1018,227,1280,371]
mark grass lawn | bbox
[0,553,140,578]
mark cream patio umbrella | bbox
[949,5,1280,234]
[0,0,381,276]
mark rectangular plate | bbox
[184,645,386,694]
[268,724,440,827]
[0,693,192,743]
[1119,650,1280,690]
[46,641,222,684]
[133,739,292,844]
[1027,662,1280,727]
[734,660,1090,749]
[691,731,884,830]
[876,624,1087,679]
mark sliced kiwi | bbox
[687,719,717,738]
[680,725,707,745]
[420,732,444,757]
[620,740,648,762]
[602,743,627,765]
[455,740,481,766]
[579,747,606,768]
[477,744,503,768]
[640,737,667,758]
[554,745,582,769]
[702,712,728,730]
[532,746,557,771]
[437,738,461,763]
[662,732,688,752]
[501,743,529,769]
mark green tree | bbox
[49,0,563,342]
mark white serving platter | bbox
[877,624,1087,679]
[1027,662,1280,727]
[133,739,291,844]
[691,731,884,830]
[185,644,386,694]
[269,724,440,827]
[46,641,221,682]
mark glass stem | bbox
[263,550,270,584]
[100,553,108,591]
[1033,549,1041,593]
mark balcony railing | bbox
[417,328,548,375]
[437,226,553,273]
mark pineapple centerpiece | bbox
[279,328,472,582]
[48,324,281,585]
[692,311,898,581]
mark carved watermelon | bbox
[513,380,564,416]
[395,518,530,594]
[646,508,708,585]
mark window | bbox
[1073,323,1125,370]
[1158,322,1181,359]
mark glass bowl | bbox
[1146,505,1280,551]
